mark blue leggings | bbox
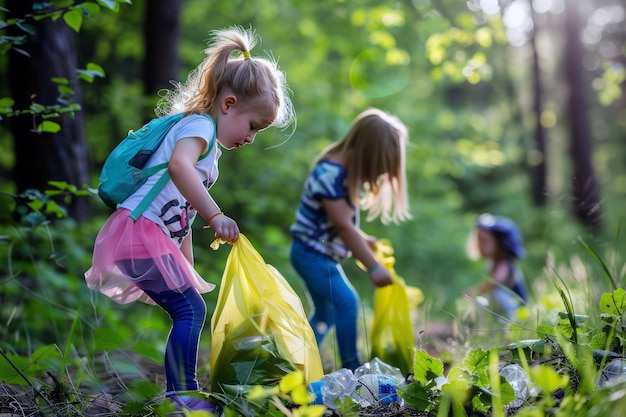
[117,258,207,394]
[290,239,361,370]
[141,287,206,394]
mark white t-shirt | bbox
[119,114,220,246]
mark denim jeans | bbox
[290,239,361,370]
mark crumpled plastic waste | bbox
[307,358,404,409]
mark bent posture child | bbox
[85,26,293,412]
[290,108,411,371]
[466,213,529,319]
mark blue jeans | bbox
[117,258,207,394]
[290,239,361,370]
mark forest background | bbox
[1,0,625,372]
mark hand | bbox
[369,267,393,287]
[208,214,239,243]
[363,234,378,249]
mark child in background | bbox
[465,213,528,319]
[289,108,411,371]
[85,26,293,413]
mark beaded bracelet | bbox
[367,263,382,274]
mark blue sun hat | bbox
[476,213,526,259]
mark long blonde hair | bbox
[319,108,411,224]
[156,26,293,129]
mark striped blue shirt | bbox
[290,159,356,262]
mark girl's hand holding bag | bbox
[209,234,323,392]
[361,239,424,376]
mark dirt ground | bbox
[0,320,460,417]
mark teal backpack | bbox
[98,112,215,220]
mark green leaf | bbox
[279,371,304,393]
[464,348,491,373]
[529,365,569,393]
[32,344,62,361]
[600,289,626,315]
[441,377,472,404]
[37,120,61,133]
[246,385,270,403]
[47,180,69,190]
[58,85,74,95]
[290,384,314,406]
[126,380,162,398]
[77,63,106,83]
[296,404,326,417]
[27,199,44,212]
[0,42,12,55]
[63,10,83,33]
[51,0,75,7]
[590,333,609,350]
[87,61,105,75]
[80,2,101,18]
[498,378,516,407]
[30,103,46,113]
[412,350,444,384]
[397,381,432,410]
[16,21,36,35]
[44,199,67,218]
[98,0,122,12]
[93,327,129,350]
[0,96,15,107]
[51,77,69,85]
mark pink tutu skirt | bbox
[85,209,215,305]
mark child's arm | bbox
[181,232,194,265]
[169,136,239,243]
[467,260,511,297]
[466,280,495,297]
[322,198,392,287]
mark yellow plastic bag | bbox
[209,234,323,391]
[365,239,424,376]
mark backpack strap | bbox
[129,114,216,221]
[129,169,170,221]
[134,161,169,181]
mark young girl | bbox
[85,26,293,412]
[289,108,411,371]
[465,213,529,319]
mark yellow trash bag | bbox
[209,234,323,392]
[361,239,424,376]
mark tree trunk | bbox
[529,21,547,207]
[143,0,183,97]
[7,0,92,221]
[564,1,603,233]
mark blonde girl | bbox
[289,108,410,371]
[86,26,293,413]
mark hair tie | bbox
[242,50,251,60]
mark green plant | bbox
[398,348,516,416]
[212,371,326,417]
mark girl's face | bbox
[476,228,498,259]
[215,94,275,150]
[217,107,269,149]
